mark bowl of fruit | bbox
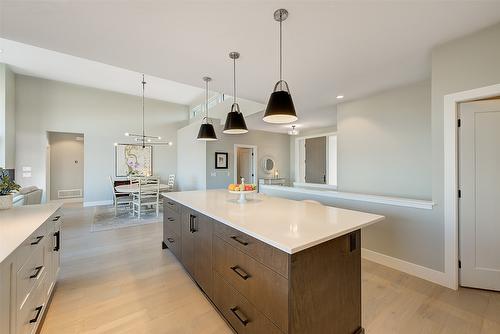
[228,179,257,203]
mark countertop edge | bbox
[0,203,63,263]
[162,192,385,254]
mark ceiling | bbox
[1,1,500,133]
[0,38,203,106]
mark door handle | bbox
[167,237,174,243]
[189,214,197,233]
[167,217,175,222]
[31,236,44,245]
[30,266,44,279]
[230,265,250,280]
[29,305,43,323]
[230,235,248,246]
[230,306,249,326]
[54,231,60,251]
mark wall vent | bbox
[58,189,83,199]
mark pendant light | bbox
[223,52,248,134]
[263,8,298,124]
[124,74,173,148]
[197,76,218,141]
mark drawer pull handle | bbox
[29,305,43,323]
[189,214,197,233]
[54,231,61,251]
[230,265,250,280]
[31,236,44,245]
[230,236,248,246]
[167,217,175,222]
[167,201,175,206]
[230,306,249,326]
[30,266,44,279]
[167,237,175,243]
[52,215,61,221]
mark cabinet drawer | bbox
[17,270,47,334]
[163,209,181,237]
[164,230,181,260]
[213,272,283,334]
[14,223,48,273]
[213,236,288,332]
[17,244,46,310]
[213,221,289,278]
[164,199,181,214]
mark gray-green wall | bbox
[206,123,290,189]
[15,75,189,204]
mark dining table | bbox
[115,183,170,193]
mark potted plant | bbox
[0,168,21,210]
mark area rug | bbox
[91,205,162,232]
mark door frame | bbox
[443,83,500,290]
[233,144,257,184]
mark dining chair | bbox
[132,177,160,218]
[109,176,132,216]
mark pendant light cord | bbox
[233,56,236,106]
[142,74,145,147]
[279,14,283,90]
[205,78,209,122]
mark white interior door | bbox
[237,147,254,184]
[459,100,500,291]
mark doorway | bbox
[458,99,500,291]
[47,132,84,202]
[234,144,257,184]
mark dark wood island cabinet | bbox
[162,190,384,334]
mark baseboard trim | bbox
[361,248,450,288]
[83,200,113,207]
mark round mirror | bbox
[262,157,275,174]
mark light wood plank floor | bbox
[40,204,500,334]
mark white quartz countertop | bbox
[0,203,62,263]
[162,190,384,254]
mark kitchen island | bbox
[161,190,384,334]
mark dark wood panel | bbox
[289,230,362,334]
[213,235,288,333]
[164,229,181,259]
[163,203,181,236]
[213,272,283,334]
[164,198,181,214]
[180,207,195,276]
[213,221,288,278]
[194,215,213,299]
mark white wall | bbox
[176,120,206,191]
[0,64,15,169]
[15,75,188,204]
[48,132,84,200]
[337,80,431,199]
[206,123,290,189]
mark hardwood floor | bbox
[40,204,500,334]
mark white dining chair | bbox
[132,177,160,218]
[109,176,132,216]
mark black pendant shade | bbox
[197,76,218,141]
[197,123,217,141]
[263,9,298,124]
[263,89,297,124]
[223,103,248,134]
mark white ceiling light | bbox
[288,125,299,136]
[336,95,344,99]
